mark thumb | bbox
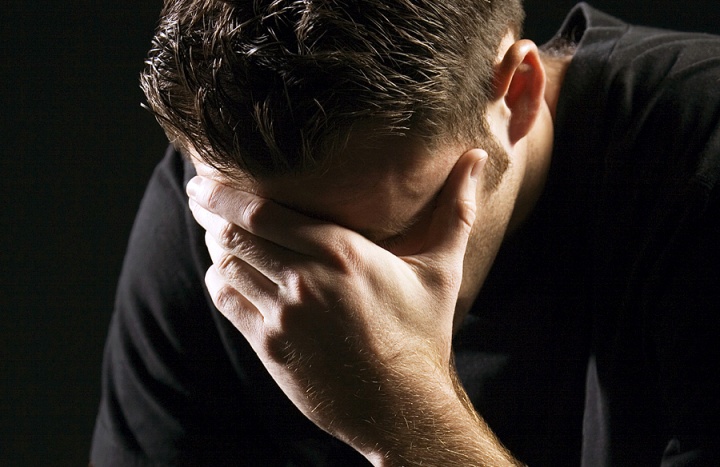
[417,149,487,263]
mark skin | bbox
[186,35,571,465]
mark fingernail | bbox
[471,151,488,179]
[186,176,201,199]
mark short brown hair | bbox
[141,0,524,178]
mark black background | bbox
[2,1,718,465]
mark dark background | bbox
[1,1,718,465]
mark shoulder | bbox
[554,4,720,185]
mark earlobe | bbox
[493,39,546,145]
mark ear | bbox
[492,39,546,146]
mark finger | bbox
[205,229,227,264]
[189,197,250,251]
[187,176,351,257]
[205,265,264,337]
[415,149,487,262]
[205,231,280,309]
[190,198,298,282]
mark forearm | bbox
[356,365,523,467]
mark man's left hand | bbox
[186,149,486,460]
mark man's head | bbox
[141,0,524,186]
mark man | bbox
[91,1,720,465]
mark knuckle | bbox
[215,251,242,279]
[218,221,245,250]
[318,229,362,272]
[205,182,225,212]
[239,197,267,231]
[456,198,477,231]
[213,283,240,312]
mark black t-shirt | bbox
[91,3,720,466]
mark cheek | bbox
[379,209,435,256]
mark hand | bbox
[187,149,488,459]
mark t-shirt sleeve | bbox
[89,147,280,465]
[90,146,217,464]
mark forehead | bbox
[195,138,463,241]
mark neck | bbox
[540,50,574,121]
[505,51,573,233]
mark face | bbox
[193,132,514,326]
[257,137,462,255]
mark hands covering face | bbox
[186,149,487,456]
